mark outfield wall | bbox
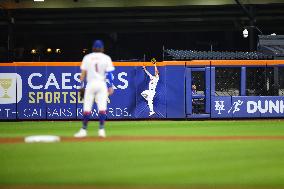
[0,62,184,120]
[0,60,283,120]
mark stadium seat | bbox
[165,49,273,60]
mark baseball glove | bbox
[79,88,85,100]
[151,58,156,65]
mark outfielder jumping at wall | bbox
[74,40,115,138]
[141,58,159,116]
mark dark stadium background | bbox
[0,0,284,62]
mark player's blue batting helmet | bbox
[93,40,104,49]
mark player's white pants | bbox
[83,81,108,112]
[141,90,155,112]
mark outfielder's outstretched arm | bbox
[151,58,159,76]
[143,66,152,77]
[154,64,159,76]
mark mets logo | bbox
[215,101,225,114]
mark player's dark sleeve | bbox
[106,71,114,88]
[79,88,85,100]
[79,82,85,100]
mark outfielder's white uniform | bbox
[81,52,115,112]
[141,70,159,113]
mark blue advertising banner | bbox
[1,63,170,120]
[211,96,284,118]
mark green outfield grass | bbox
[1,120,284,188]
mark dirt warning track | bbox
[1,135,284,144]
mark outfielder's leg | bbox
[96,87,108,137]
[82,111,91,130]
[82,89,95,130]
[148,99,154,112]
[98,111,107,130]
[141,90,149,101]
[148,93,155,116]
[74,85,95,138]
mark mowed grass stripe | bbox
[1,120,284,137]
[1,141,284,186]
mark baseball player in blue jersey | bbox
[74,40,115,138]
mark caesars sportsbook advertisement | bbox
[0,63,166,120]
